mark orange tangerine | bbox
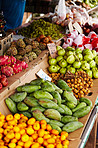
[46,124,52,131]
[31,142,40,148]
[33,121,40,131]
[47,144,55,148]
[8,142,16,148]
[20,129,25,135]
[32,133,38,140]
[13,126,20,132]
[11,138,17,143]
[38,129,45,137]
[6,114,13,121]
[14,132,21,140]
[51,129,59,135]
[21,134,29,142]
[37,137,44,144]
[27,118,36,125]
[0,128,4,134]
[14,113,20,120]
[24,140,32,148]
[17,141,24,146]
[26,127,34,135]
[47,138,55,144]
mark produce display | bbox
[62,30,98,51]
[18,19,64,40]
[50,5,91,27]
[35,34,54,49]
[48,45,98,78]
[49,71,93,99]
[5,78,92,134]
[65,0,97,9]
[5,38,43,63]
[0,74,8,90]
[0,55,28,77]
[0,112,69,148]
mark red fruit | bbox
[82,36,90,45]
[12,63,22,74]
[0,55,8,66]
[5,57,11,65]
[0,77,8,87]
[0,83,2,90]
[1,74,6,78]
[16,60,28,69]
[91,38,98,48]
[10,56,16,64]
[0,75,1,79]
[1,66,14,77]
[88,31,97,39]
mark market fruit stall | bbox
[0,2,98,147]
[0,49,97,147]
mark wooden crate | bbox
[0,32,13,55]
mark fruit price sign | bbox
[36,69,52,81]
[47,43,57,58]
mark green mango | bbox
[59,104,72,115]
[63,91,77,105]
[41,81,55,92]
[32,109,50,123]
[72,102,87,112]
[73,106,91,118]
[62,121,83,133]
[30,106,45,112]
[57,79,72,91]
[33,90,53,100]
[44,109,61,121]
[57,106,65,114]
[61,116,78,124]
[20,85,41,93]
[66,101,76,109]
[10,92,27,102]
[17,86,22,92]
[38,98,58,109]
[49,120,64,127]
[30,78,45,85]
[17,102,29,111]
[24,97,39,107]
[79,97,92,109]
[49,81,63,94]
[5,98,17,113]
[51,91,61,105]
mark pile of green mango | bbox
[5,78,92,133]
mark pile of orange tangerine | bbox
[0,112,69,148]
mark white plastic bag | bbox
[57,0,66,21]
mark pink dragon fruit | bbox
[1,66,14,76]
[10,56,16,65]
[12,63,22,74]
[5,57,11,65]
[16,60,28,69]
[0,55,8,66]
